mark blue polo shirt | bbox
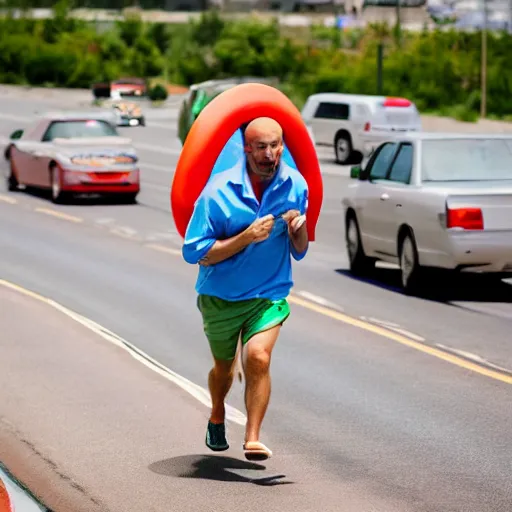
[182,157,309,301]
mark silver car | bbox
[342,133,512,294]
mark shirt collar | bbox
[230,156,290,202]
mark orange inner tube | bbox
[0,479,13,512]
[170,82,323,242]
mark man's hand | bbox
[282,209,306,235]
[198,214,275,267]
[245,214,275,243]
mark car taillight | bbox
[383,97,412,107]
[364,122,371,131]
[446,207,484,230]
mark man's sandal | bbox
[243,441,273,461]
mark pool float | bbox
[170,82,323,241]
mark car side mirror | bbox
[350,165,361,179]
[10,129,23,140]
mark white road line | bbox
[362,317,401,328]
[146,243,182,256]
[110,226,139,239]
[0,279,247,426]
[295,290,344,311]
[388,328,426,343]
[0,194,17,204]
[435,344,512,374]
[361,316,426,342]
[145,231,181,242]
[94,217,116,225]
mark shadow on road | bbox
[148,454,293,486]
[17,186,137,206]
[335,267,512,304]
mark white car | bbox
[342,132,512,294]
[302,93,421,165]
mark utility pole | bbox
[509,0,512,34]
[480,0,488,118]
[377,42,384,95]
[396,0,402,45]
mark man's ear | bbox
[244,143,252,154]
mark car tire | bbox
[335,133,353,165]
[121,193,138,204]
[50,166,67,204]
[346,214,375,275]
[399,231,423,295]
[7,162,19,192]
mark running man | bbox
[182,117,309,461]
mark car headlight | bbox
[70,154,137,166]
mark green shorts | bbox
[197,295,291,361]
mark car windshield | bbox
[43,120,118,141]
[421,138,512,181]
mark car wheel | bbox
[399,231,423,294]
[50,166,67,204]
[7,162,19,192]
[346,214,374,275]
[120,193,138,204]
[335,134,352,165]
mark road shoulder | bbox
[0,284,234,512]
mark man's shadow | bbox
[148,454,293,486]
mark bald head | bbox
[244,117,284,181]
[244,117,283,143]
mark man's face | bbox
[245,132,283,181]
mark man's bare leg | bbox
[205,356,236,452]
[242,325,281,453]
[209,358,236,424]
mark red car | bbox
[4,112,140,204]
[110,78,147,97]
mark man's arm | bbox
[282,185,309,261]
[289,216,308,255]
[199,214,275,266]
[199,231,252,266]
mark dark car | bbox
[177,77,279,145]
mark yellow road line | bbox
[142,242,511,384]
[145,243,182,256]
[288,295,512,385]
[34,208,83,223]
[0,194,17,204]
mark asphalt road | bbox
[1,94,511,512]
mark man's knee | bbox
[245,344,271,376]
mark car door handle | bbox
[380,193,390,201]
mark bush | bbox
[148,83,168,102]
[1,10,512,120]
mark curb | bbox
[0,465,48,512]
